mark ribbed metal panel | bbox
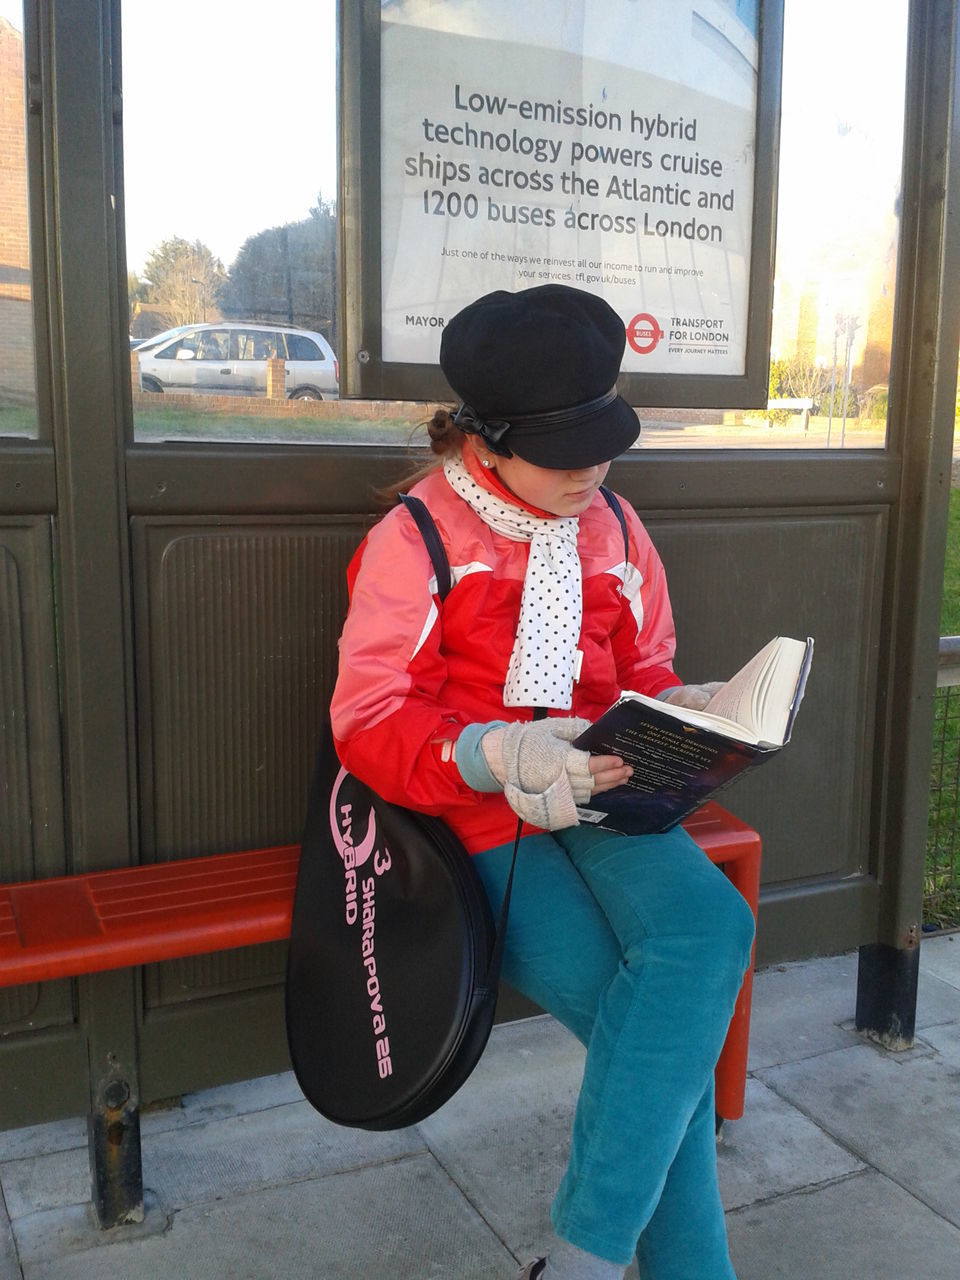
[648,510,885,887]
[0,543,40,1024]
[0,545,33,876]
[0,525,70,1031]
[134,521,363,1006]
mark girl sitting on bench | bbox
[330,284,755,1280]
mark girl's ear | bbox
[465,435,494,469]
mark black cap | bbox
[439,284,640,469]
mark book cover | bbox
[573,637,813,835]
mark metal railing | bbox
[925,637,960,927]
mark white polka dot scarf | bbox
[443,453,582,709]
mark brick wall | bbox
[0,18,29,295]
[131,389,434,421]
[0,18,34,401]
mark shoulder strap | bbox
[599,484,629,564]
[402,486,627,591]
[398,492,452,602]
[398,490,521,989]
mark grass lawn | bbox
[130,404,426,446]
[0,401,429,446]
[0,404,36,437]
[940,486,960,634]
[926,486,960,928]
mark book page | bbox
[615,691,765,744]
[703,636,809,745]
[617,637,812,748]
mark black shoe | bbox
[516,1262,547,1280]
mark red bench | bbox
[1,802,760,1226]
[681,803,761,1122]
[0,802,760,1122]
[0,844,301,985]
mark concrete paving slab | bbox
[0,1116,85,1163]
[749,948,960,1071]
[2,943,959,1280]
[417,1015,584,1265]
[0,1074,307,1164]
[177,1069,305,1124]
[748,955,861,1070]
[920,1018,960,1055]
[726,1169,960,1280]
[14,1192,169,1270]
[716,1079,864,1210]
[757,1023,960,1229]
[0,1186,21,1280]
[1,1097,425,1223]
[914,972,960,1030]
[1,1146,88,1220]
[20,1155,517,1280]
[416,1020,864,1260]
[85,1073,308,1145]
[141,1099,425,1211]
[920,932,960,990]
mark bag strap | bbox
[599,484,629,564]
[395,490,620,990]
[403,485,628,591]
[397,489,521,992]
[398,492,452,602]
[483,816,522,993]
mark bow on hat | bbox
[452,403,514,456]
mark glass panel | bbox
[0,2,37,440]
[635,0,907,450]
[121,0,907,450]
[122,0,362,441]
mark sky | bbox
[118,0,338,274]
[1,0,909,348]
[0,1,338,274]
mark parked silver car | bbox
[136,322,339,399]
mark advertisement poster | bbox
[380,0,760,378]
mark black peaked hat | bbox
[439,284,640,469]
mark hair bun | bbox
[427,407,456,453]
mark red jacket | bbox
[330,466,681,854]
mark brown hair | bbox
[377,406,468,503]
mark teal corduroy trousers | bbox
[473,823,755,1276]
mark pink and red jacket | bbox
[330,465,681,854]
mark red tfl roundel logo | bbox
[627,313,664,355]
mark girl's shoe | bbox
[516,1262,546,1280]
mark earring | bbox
[481,458,493,468]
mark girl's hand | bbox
[663,681,725,711]
[481,718,593,798]
[478,718,634,829]
[588,754,633,795]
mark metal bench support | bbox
[88,1070,144,1228]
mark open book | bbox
[573,636,814,835]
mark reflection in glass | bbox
[122,0,341,440]
[0,5,37,439]
[121,0,907,450]
[768,0,905,449]
[136,322,338,401]
[634,0,907,450]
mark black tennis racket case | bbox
[285,729,500,1130]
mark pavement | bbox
[2,934,960,1279]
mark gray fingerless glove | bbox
[662,682,725,711]
[480,718,593,831]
